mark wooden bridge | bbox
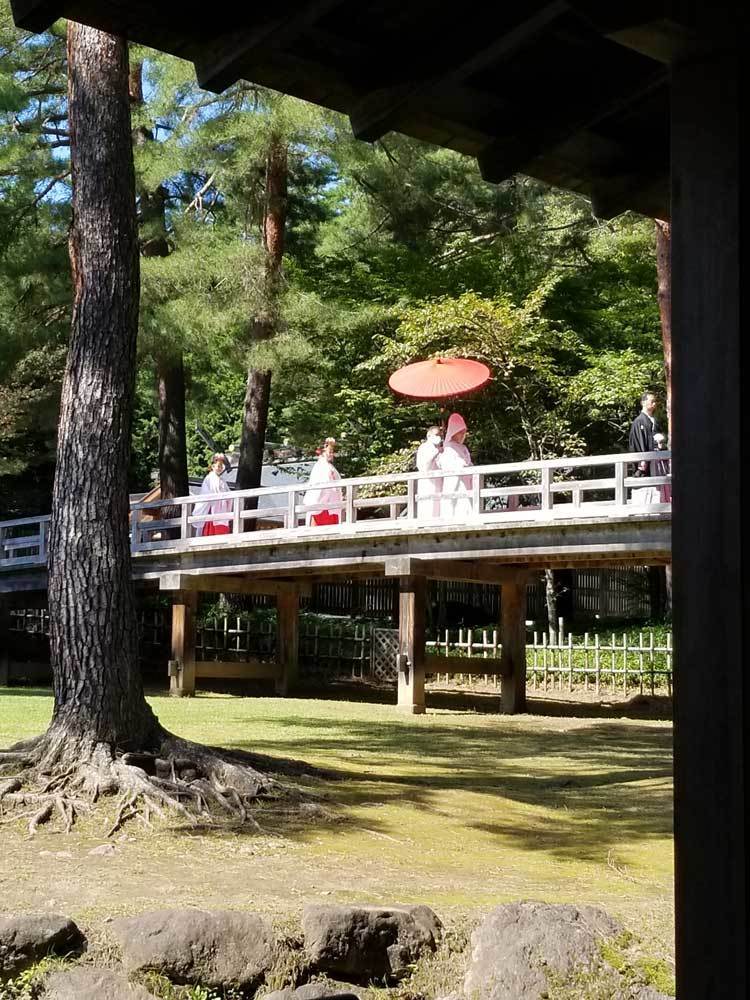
[0,451,670,714]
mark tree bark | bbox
[655,218,672,613]
[44,23,158,747]
[236,368,272,501]
[236,135,288,506]
[157,353,189,501]
[655,219,672,433]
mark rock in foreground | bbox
[111,908,276,990]
[302,903,441,981]
[0,913,85,979]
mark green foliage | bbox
[0,1,665,511]
[135,970,245,999]
[0,957,71,1000]
[542,928,675,999]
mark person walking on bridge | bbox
[195,453,233,536]
[416,425,443,518]
[303,437,342,526]
[629,392,661,504]
[629,391,660,475]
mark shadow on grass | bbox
[193,706,674,866]
[0,685,54,697]
[1,684,674,867]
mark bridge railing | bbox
[0,451,671,568]
[0,514,50,569]
[128,450,671,554]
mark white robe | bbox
[415,440,442,518]
[438,441,473,518]
[303,457,342,524]
[194,469,232,534]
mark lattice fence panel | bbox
[370,627,399,682]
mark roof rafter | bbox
[349,0,569,143]
[194,0,347,94]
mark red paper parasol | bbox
[388,357,491,400]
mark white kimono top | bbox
[302,457,342,522]
[194,469,232,534]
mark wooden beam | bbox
[671,40,744,998]
[349,1,568,141]
[159,572,311,598]
[384,556,528,585]
[499,581,527,714]
[195,0,345,93]
[0,597,9,686]
[397,576,426,715]
[170,590,197,697]
[9,1,61,32]
[275,590,299,696]
[195,660,279,681]
[477,67,667,184]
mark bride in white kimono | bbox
[194,453,233,536]
[438,413,473,518]
[303,438,342,525]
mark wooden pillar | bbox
[397,575,426,714]
[275,590,299,696]
[0,597,10,687]
[169,590,197,697]
[671,35,744,998]
[500,579,527,714]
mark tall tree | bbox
[236,132,288,505]
[654,219,671,432]
[129,57,188,503]
[0,20,270,831]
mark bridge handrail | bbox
[129,450,671,511]
[0,451,671,568]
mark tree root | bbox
[0,727,279,836]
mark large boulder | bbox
[464,902,621,1000]
[110,909,276,991]
[0,913,85,979]
[263,983,362,1000]
[43,967,156,999]
[302,904,441,981]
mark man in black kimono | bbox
[629,391,660,476]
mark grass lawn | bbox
[0,687,674,966]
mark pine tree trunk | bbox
[655,218,672,614]
[157,353,189,500]
[46,22,157,747]
[655,219,672,432]
[236,136,288,509]
[236,368,272,504]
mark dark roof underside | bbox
[13,1,725,218]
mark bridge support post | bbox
[0,597,9,686]
[397,575,426,714]
[169,590,197,697]
[500,579,527,714]
[275,590,299,696]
